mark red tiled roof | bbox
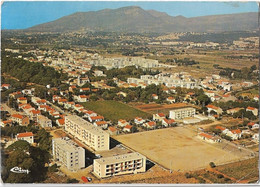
[199,132,213,139]
[17,132,33,138]
[31,110,41,115]
[163,118,175,124]
[12,114,24,119]
[57,118,65,125]
[215,126,226,131]
[247,122,255,126]
[91,116,104,120]
[1,84,10,87]
[157,113,165,117]
[147,121,156,126]
[75,104,83,107]
[108,126,117,132]
[124,124,132,129]
[247,106,256,110]
[2,120,12,124]
[231,129,241,134]
[18,97,27,100]
[206,104,219,110]
[96,121,107,126]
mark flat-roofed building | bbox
[169,107,196,120]
[93,152,146,178]
[52,137,85,171]
[37,115,52,128]
[65,115,109,151]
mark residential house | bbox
[11,114,29,126]
[83,110,97,118]
[246,107,258,116]
[17,97,27,104]
[152,94,158,100]
[94,121,108,129]
[162,118,176,127]
[252,133,259,143]
[134,117,145,125]
[89,116,104,123]
[29,109,41,121]
[56,118,65,126]
[9,91,23,99]
[16,132,34,144]
[108,126,118,136]
[206,105,223,115]
[0,120,13,127]
[118,119,129,127]
[153,113,165,121]
[74,104,84,112]
[74,95,89,102]
[226,129,242,140]
[247,122,259,130]
[37,115,52,128]
[198,132,220,143]
[80,88,90,93]
[123,124,133,133]
[143,121,156,129]
[166,97,175,103]
[1,84,11,90]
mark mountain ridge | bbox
[26,6,258,33]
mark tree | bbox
[209,162,216,168]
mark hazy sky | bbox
[1,1,258,29]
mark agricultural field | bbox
[114,127,249,172]
[82,100,151,122]
[215,157,259,183]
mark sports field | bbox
[114,127,246,172]
[82,100,151,122]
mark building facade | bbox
[93,152,146,178]
[169,107,196,120]
[52,137,85,171]
[65,115,109,151]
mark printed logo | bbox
[10,167,30,174]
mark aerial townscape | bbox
[1,2,259,184]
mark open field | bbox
[114,127,249,172]
[82,100,151,122]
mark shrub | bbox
[209,162,216,168]
[217,174,224,179]
[185,173,192,178]
[67,178,79,183]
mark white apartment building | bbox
[128,73,197,89]
[52,137,85,171]
[65,115,109,151]
[93,152,146,178]
[169,107,196,120]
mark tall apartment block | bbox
[52,137,85,171]
[93,152,146,178]
[169,107,196,120]
[65,115,109,151]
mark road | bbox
[1,103,24,115]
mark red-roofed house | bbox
[143,121,156,129]
[247,122,259,129]
[58,98,68,106]
[246,107,258,116]
[123,124,133,133]
[152,94,158,100]
[16,132,34,144]
[1,84,11,90]
[80,88,90,92]
[74,95,89,102]
[162,118,176,127]
[108,126,118,136]
[29,110,41,121]
[0,120,13,127]
[153,113,165,121]
[166,97,175,104]
[56,118,65,126]
[94,121,108,129]
[83,110,97,118]
[226,129,242,140]
[134,117,145,125]
[206,105,223,115]
[89,116,104,123]
[118,119,129,127]
[17,97,27,104]
[9,91,22,99]
[198,132,220,143]
[11,114,29,126]
[74,104,84,112]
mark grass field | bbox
[216,157,259,182]
[114,127,247,172]
[82,100,151,122]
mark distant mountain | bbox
[27,6,258,33]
